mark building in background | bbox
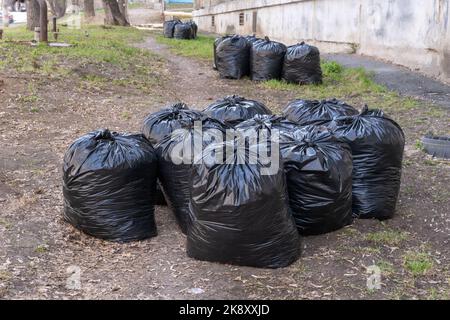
[193,0,450,83]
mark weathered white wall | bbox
[193,0,450,82]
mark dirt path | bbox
[0,33,449,300]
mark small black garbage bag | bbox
[283,98,359,126]
[216,35,250,79]
[280,126,353,235]
[163,20,180,38]
[174,22,193,39]
[250,37,287,81]
[156,116,228,234]
[331,106,405,219]
[63,129,158,242]
[187,138,301,268]
[203,95,272,127]
[282,42,323,84]
[142,103,203,209]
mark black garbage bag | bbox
[331,106,405,219]
[245,34,261,45]
[216,35,250,79]
[235,114,299,135]
[174,22,193,39]
[156,116,228,234]
[62,129,158,242]
[163,20,180,38]
[250,37,287,81]
[187,138,301,268]
[282,42,323,84]
[280,126,353,235]
[186,20,198,39]
[142,103,204,231]
[203,95,272,127]
[213,35,232,70]
[283,98,359,126]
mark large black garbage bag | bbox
[203,95,272,127]
[282,42,323,84]
[142,103,203,145]
[63,129,158,242]
[331,106,405,219]
[187,138,301,268]
[283,98,359,126]
[174,22,193,39]
[142,103,204,231]
[216,35,250,79]
[163,20,180,38]
[157,116,228,234]
[280,126,353,235]
[250,37,287,81]
[186,20,198,39]
[213,35,232,70]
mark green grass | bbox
[403,251,434,276]
[0,25,164,91]
[155,34,215,60]
[364,229,409,246]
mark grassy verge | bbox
[0,25,165,91]
[155,34,215,60]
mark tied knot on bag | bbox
[94,129,114,141]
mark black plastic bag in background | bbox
[187,138,301,268]
[186,20,198,39]
[331,106,405,219]
[216,35,250,79]
[203,95,272,127]
[174,22,193,39]
[280,126,353,235]
[283,98,359,126]
[213,35,232,70]
[163,20,180,38]
[142,103,204,231]
[63,129,158,242]
[282,42,323,84]
[250,37,287,81]
[156,116,228,234]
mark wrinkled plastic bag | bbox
[142,103,204,232]
[186,20,198,39]
[235,114,299,138]
[187,138,301,268]
[331,106,405,219]
[163,20,180,38]
[63,129,158,242]
[216,35,250,79]
[283,98,359,126]
[213,35,232,70]
[156,116,227,233]
[174,22,194,39]
[250,37,287,81]
[203,95,272,127]
[282,42,323,84]
[280,126,353,235]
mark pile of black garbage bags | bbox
[163,19,198,40]
[214,34,323,84]
[63,97,405,269]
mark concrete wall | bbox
[193,0,450,83]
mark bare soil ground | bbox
[0,31,449,300]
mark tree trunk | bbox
[117,0,127,22]
[27,0,41,31]
[84,0,95,19]
[102,0,129,26]
[48,0,67,18]
[38,0,48,42]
